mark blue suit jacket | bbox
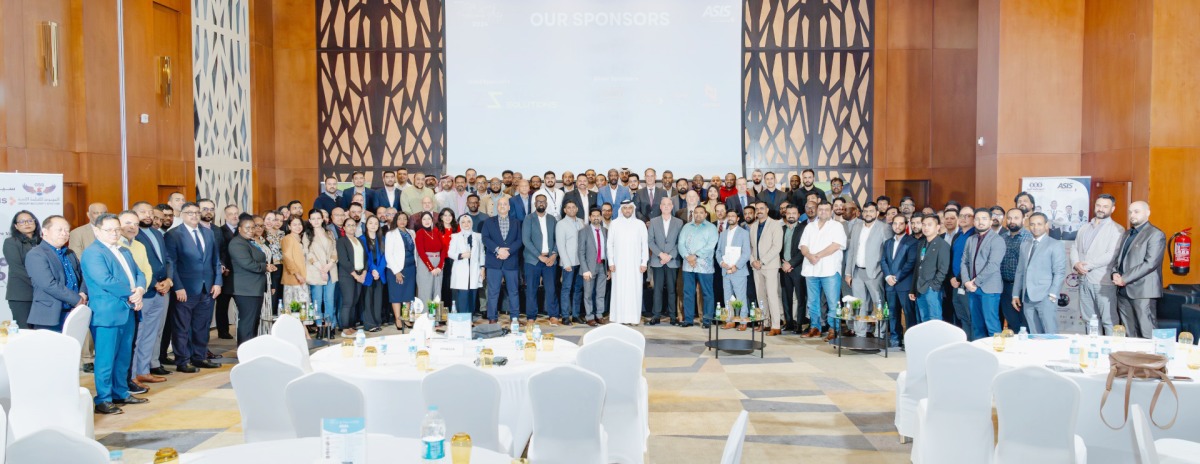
[882,234,918,292]
[596,186,632,218]
[81,242,146,328]
[374,187,403,210]
[481,216,523,271]
[359,235,389,286]
[715,225,751,277]
[521,213,558,263]
[164,225,223,296]
[135,228,171,299]
[508,194,532,223]
[341,187,376,211]
[25,242,88,327]
[313,193,338,216]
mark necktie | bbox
[718,222,725,234]
[193,229,204,255]
[595,228,602,263]
[1119,227,1139,273]
[1028,238,1039,263]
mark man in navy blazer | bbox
[374,170,404,210]
[521,194,560,325]
[81,213,148,414]
[482,201,523,322]
[881,214,918,348]
[132,202,173,383]
[596,168,632,219]
[339,170,376,211]
[508,180,533,223]
[25,216,88,331]
[163,202,223,373]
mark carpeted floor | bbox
[85,320,912,463]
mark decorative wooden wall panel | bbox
[193,0,252,210]
[744,0,874,203]
[317,0,445,187]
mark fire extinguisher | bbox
[1169,228,1191,276]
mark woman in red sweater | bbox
[435,208,458,303]
[413,212,444,303]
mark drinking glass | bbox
[992,333,1006,352]
[479,348,494,368]
[451,433,472,464]
[363,346,378,368]
[524,342,537,362]
[416,349,430,372]
[153,448,180,464]
[543,333,555,352]
[341,339,354,358]
[1179,331,1194,347]
[1113,325,1127,338]
[1188,346,1200,370]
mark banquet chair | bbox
[271,314,313,372]
[62,305,92,349]
[719,410,749,464]
[421,364,512,455]
[236,334,304,368]
[1,404,6,461]
[231,357,304,443]
[5,426,108,464]
[912,342,999,464]
[285,372,365,438]
[993,366,1086,464]
[1131,404,1200,464]
[582,323,646,353]
[894,320,965,442]
[4,330,93,440]
[577,337,647,464]
[528,365,608,464]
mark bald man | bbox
[1110,201,1166,338]
[70,202,109,257]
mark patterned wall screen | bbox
[193,0,252,210]
[317,0,445,187]
[744,0,873,204]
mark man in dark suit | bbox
[482,200,523,323]
[313,176,341,215]
[634,168,669,222]
[882,214,918,348]
[779,204,807,333]
[723,178,753,221]
[374,170,403,211]
[164,202,223,373]
[521,194,560,325]
[214,205,239,340]
[25,215,88,331]
[131,202,173,384]
[755,172,787,219]
[227,216,274,345]
[563,176,598,221]
[577,209,609,326]
[1110,201,1167,338]
[910,214,951,325]
[340,170,375,211]
[508,180,533,223]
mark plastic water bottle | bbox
[420,406,446,461]
[533,324,543,345]
[1069,338,1080,359]
[1089,316,1100,339]
[276,300,283,316]
[1087,342,1100,369]
[109,450,124,464]
[355,330,366,349]
[510,318,520,336]
[452,301,458,314]
[1017,326,1028,341]
[1101,339,1112,356]
[380,337,388,355]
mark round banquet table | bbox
[309,333,580,455]
[974,335,1200,464]
[171,434,511,463]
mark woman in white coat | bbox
[448,214,485,316]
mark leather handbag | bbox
[1100,351,1178,429]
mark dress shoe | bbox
[136,374,166,384]
[488,319,498,324]
[737,324,747,331]
[680,323,694,328]
[754,326,765,332]
[176,364,199,373]
[587,320,598,327]
[150,367,172,376]
[367,326,382,333]
[217,332,234,340]
[342,329,357,338]
[702,323,711,329]
[865,332,876,338]
[114,396,150,405]
[647,319,659,326]
[131,378,150,390]
[823,329,837,342]
[206,350,220,360]
[82,362,94,373]
[722,322,736,329]
[193,360,221,369]
[128,384,149,395]
[769,329,782,336]
[94,402,123,415]
[549,317,560,326]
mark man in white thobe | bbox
[607,201,649,325]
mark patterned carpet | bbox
[86,321,911,463]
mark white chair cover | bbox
[62,305,92,349]
[528,365,608,464]
[913,342,999,464]
[4,331,89,440]
[1132,403,1200,464]
[285,372,365,438]
[894,320,965,439]
[5,426,108,464]
[421,364,511,454]
[271,314,313,372]
[231,357,304,443]
[719,410,749,464]
[577,337,647,464]
[1,404,6,462]
[237,334,304,368]
[993,366,1086,464]
[582,323,646,353]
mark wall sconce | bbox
[160,56,173,107]
[42,21,60,87]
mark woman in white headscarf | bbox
[448,214,484,316]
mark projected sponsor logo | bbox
[486,91,559,110]
[530,12,670,27]
[702,5,736,22]
[454,1,502,26]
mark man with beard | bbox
[482,200,522,323]
[800,201,845,340]
[876,195,891,214]
[435,175,456,209]
[960,209,1007,340]
[990,205,1006,233]
[607,201,649,325]
[447,175,471,217]
[787,174,802,194]
[479,178,510,217]
[500,170,516,195]
[748,169,764,195]
[561,171,576,192]
[346,202,365,236]
[1014,191,1036,218]
[374,170,403,211]
[556,201,585,325]
[1013,213,1067,334]
[521,194,560,326]
[948,206,977,331]
[340,171,374,211]
[672,179,690,212]
[882,214,917,348]
[578,209,609,326]
[756,172,786,219]
[535,171,563,219]
[401,172,436,215]
[998,208,1033,332]
[563,175,597,221]
[844,202,889,335]
[779,204,808,333]
[791,169,825,207]
[679,205,718,328]
[155,204,173,232]
[898,196,916,222]
[465,194,487,233]
[1070,194,1124,334]
[314,176,341,215]
[597,168,632,219]
[119,210,165,390]
[213,204,240,340]
[826,177,853,203]
[1111,201,1166,338]
[719,172,738,201]
[287,200,305,221]
[583,169,597,192]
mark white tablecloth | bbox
[174,434,510,463]
[975,336,1200,464]
[310,333,580,455]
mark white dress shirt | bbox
[106,243,139,292]
[537,214,549,254]
[855,222,873,268]
[799,219,847,278]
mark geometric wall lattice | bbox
[317,0,446,187]
[193,0,253,211]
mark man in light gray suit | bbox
[577,209,609,326]
[844,202,889,334]
[633,168,670,222]
[749,202,784,335]
[961,209,1008,340]
[716,210,751,330]
[1110,201,1167,338]
[1013,213,1068,334]
[648,197,684,325]
[1070,194,1124,334]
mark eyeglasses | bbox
[15,219,36,225]
[98,227,119,234]
[181,211,199,216]
[200,207,215,212]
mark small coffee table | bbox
[705,315,765,358]
[830,312,892,357]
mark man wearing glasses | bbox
[163,202,223,374]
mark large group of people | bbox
[2,165,1169,415]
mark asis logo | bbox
[23,183,57,196]
[702,5,733,18]
[1065,273,1081,289]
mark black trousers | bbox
[173,291,214,367]
[650,266,678,322]
[780,267,806,327]
[159,295,177,365]
[214,292,232,336]
[1000,280,1026,331]
[338,274,363,329]
[232,295,262,345]
[361,282,383,330]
